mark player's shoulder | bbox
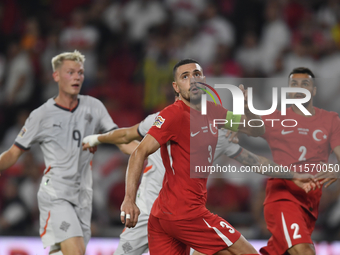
[79,95,103,106]
[160,100,187,115]
[315,107,339,119]
[143,112,160,124]
[28,98,55,120]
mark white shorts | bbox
[114,212,149,255]
[37,177,91,249]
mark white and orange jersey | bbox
[14,95,117,205]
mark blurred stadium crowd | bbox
[0,0,340,243]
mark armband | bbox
[224,111,242,132]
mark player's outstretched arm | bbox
[0,145,25,172]
[82,124,140,149]
[237,84,265,137]
[116,141,140,155]
[120,134,160,228]
[315,146,340,188]
[232,148,316,193]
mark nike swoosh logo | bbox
[281,130,294,135]
[191,131,200,137]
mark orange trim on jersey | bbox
[122,227,126,233]
[143,165,153,174]
[44,166,51,175]
[55,100,79,111]
[13,143,26,151]
[90,161,93,167]
[40,211,51,237]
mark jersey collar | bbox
[54,98,80,113]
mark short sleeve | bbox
[214,129,241,160]
[330,113,340,150]
[97,101,118,133]
[147,106,180,146]
[14,110,42,150]
[138,112,159,137]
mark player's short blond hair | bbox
[51,50,85,71]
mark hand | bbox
[225,130,239,143]
[120,198,140,228]
[292,173,319,193]
[89,146,97,154]
[82,134,101,150]
[314,162,339,188]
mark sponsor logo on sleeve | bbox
[153,116,165,128]
[18,127,27,137]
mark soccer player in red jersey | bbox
[260,67,340,255]
[120,59,265,255]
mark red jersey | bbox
[262,107,340,218]
[148,100,227,221]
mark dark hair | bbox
[289,67,315,79]
[173,59,199,79]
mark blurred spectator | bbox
[40,31,61,101]
[59,8,99,86]
[18,152,42,232]
[21,17,43,53]
[143,35,178,113]
[1,40,34,107]
[0,40,34,134]
[180,2,235,68]
[236,31,262,77]
[0,109,29,151]
[123,0,167,43]
[165,0,206,25]
[259,1,291,75]
[0,178,30,235]
[205,45,242,77]
[317,0,340,30]
[283,0,307,30]
[282,37,317,75]
[317,39,340,112]
[102,0,125,35]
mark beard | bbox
[302,99,312,108]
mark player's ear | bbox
[52,70,59,82]
[172,81,180,93]
[312,86,316,97]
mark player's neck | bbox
[291,103,315,117]
[54,93,79,110]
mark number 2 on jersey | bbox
[298,146,307,161]
[73,130,81,147]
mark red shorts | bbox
[260,201,316,255]
[148,210,241,255]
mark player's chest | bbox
[271,122,330,149]
[189,116,219,148]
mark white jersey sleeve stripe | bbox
[166,141,175,175]
[281,212,292,248]
[203,219,233,246]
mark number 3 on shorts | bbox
[220,221,235,233]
